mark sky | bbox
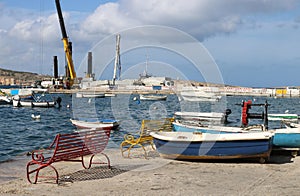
[0,0,300,87]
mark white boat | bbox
[268,113,298,122]
[13,98,56,107]
[104,93,116,97]
[174,110,231,124]
[76,92,105,98]
[70,119,119,130]
[0,95,12,104]
[139,94,167,101]
[12,94,60,108]
[180,90,221,102]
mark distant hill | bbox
[0,67,51,85]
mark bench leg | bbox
[82,153,111,169]
[120,143,153,158]
[120,143,134,158]
[26,162,59,184]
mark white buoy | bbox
[285,110,289,114]
[133,97,137,101]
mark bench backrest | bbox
[51,129,110,162]
[141,118,174,136]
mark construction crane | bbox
[55,0,76,88]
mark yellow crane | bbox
[55,0,76,87]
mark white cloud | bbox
[76,0,298,41]
[0,0,299,83]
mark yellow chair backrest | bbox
[141,117,174,135]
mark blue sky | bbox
[1,0,300,87]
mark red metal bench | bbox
[26,129,111,184]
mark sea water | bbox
[0,93,299,163]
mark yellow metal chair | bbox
[120,118,174,158]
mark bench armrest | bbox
[30,135,59,162]
[31,150,46,162]
[123,134,135,141]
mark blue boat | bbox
[173,121,250,133]
[173,100,300,149]
[150,131,273,162]
[272,128,300,148]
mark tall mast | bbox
[112,34,121,85]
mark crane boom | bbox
[55,0,76,84]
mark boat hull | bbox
[173,122,300,148]
[180,91,221,102]
[272,128,300,148]
[76,92,105,98]
[139,94,167,101]
[151,132,272,160]
[13,99,55,107]
[70,119,119,130]
[268,114,298,122]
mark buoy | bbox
[133,97,137,101]
[67,104,70,108]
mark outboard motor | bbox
[221,109,232,124]
[55,97,62,108]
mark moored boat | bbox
[174,110,231,124]
[0,95,12,104]
[180,90,221,102]
[70,118,119,130]
[271,127,300,148]
[268,113,298,122]
[139,94,167,101]
[150,131,273,162]
[172,121,250,133]
[12,95,58,107]
[76,92,105,98]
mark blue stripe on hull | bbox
[153,139,271,158]
[273,133,300,148]
[173,124,230,134]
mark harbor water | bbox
[1,93,300,163]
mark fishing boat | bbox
[12,94,59,108]
[70,118,119,130]
[172,121,251,133]
[173,100,300,149]
[271,127,300,148]
[174,109,231,124]
[75,92,105,98]
[180,90,221,102]
[268,113,298,122]
[0,90,12,104]
[0,95,12,104]
[150,131,273,162]
[139,94,167,101]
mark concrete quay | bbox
[48,88,300,98]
